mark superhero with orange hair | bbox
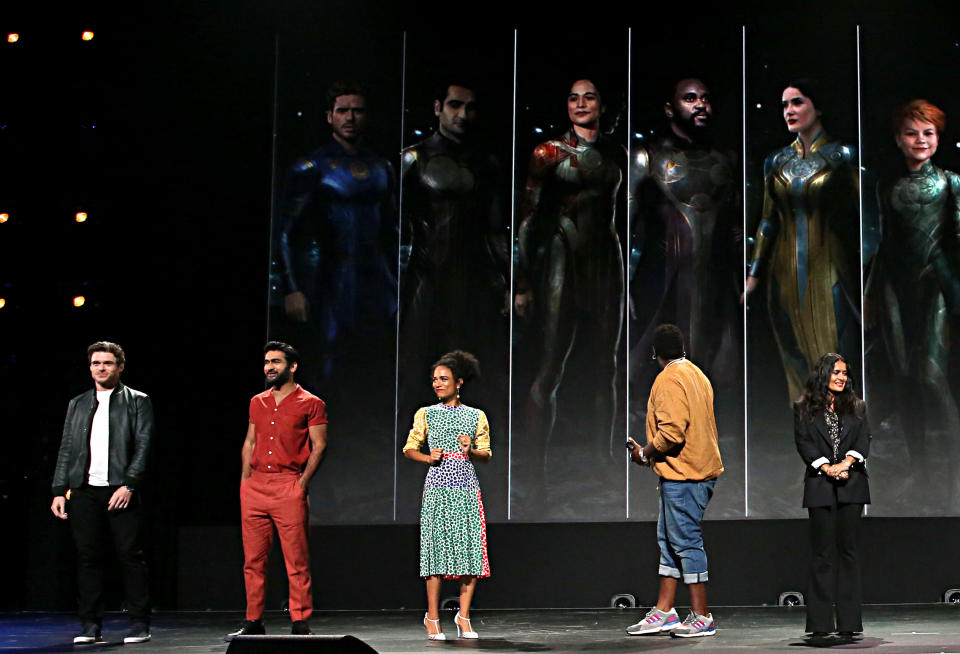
[870,99,960,500]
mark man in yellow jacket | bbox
[626,324,724,638]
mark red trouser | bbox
[240,470,313,620]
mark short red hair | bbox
[892,99,946,136]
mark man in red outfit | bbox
[226,341,328,639]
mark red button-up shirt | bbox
[249,385,327,473]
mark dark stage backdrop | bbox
[5,0,960,614]
[263,15,960,524]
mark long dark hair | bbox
[796,353,863,420]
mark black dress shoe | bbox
[225,619,265,641]
[291,620,312,635]
[837,631,862,640]
[73,622,103,644]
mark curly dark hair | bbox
[431,350,480,385]
[795,352,864,419]
[652,324,685,361]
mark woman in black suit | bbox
[794,352,870,640]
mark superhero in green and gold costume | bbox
[870,100,960,493]
[746,82,861,401]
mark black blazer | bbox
[794,402,871,508]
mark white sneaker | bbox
[626,607,681,635]
[670,611,716,637]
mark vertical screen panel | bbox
[267,29,403,524]
[627,27,747,520]
[744,26,862,518]
[859,19,960,516]
[393,30,515,523]
[510,29,630,522]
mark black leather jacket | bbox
[51,383,154,497]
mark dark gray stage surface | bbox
[2,606,958,653]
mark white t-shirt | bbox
[88,389,113,486]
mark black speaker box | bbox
[226,635,378,653]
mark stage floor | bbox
[2,605,958,653]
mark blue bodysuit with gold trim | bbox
[272,140,397,388]
[749,133,861,400]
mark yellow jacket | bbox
[646,359,724,481]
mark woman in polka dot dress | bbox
[403,350,491,640]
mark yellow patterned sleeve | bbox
[474,411,491,455]
[402,407,428,452]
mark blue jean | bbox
[657,478,716,584]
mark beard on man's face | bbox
[679,110,710,136]
[265,368,291,389]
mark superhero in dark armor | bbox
[514,78,625,483]
[272,81,397,394]
[399,82,509,406]
[870,99,960,503]
[630,79,741,394]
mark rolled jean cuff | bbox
[658,565,681,579]
[682,571,708,583]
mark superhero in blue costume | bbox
[272,82,397,393]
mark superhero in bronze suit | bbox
[515,79,625,472]
[871,100,960,499]
[631,79,741,390]
[744,81,861,401]
[272,82,397,393]
[399,82,509,394]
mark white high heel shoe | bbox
[455,612,479,639]
[423,613,446,640]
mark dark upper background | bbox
[1,0,957,608]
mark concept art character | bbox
[515,78,625,474]
[272,81,397,394]
[871,99,960,497]
[631,78,741,388]
[744,80,861,401]
[399,80,509,411]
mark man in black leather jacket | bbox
[50,341,153,645]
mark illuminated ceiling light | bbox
[81,31,94,41]
[75,212,88,223]
[73,295,86,307]
[7,33,19,43]
[0,213,8,223]
[0,298,6,309]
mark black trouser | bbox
[806,503,863,633]
[68,485,150,623]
